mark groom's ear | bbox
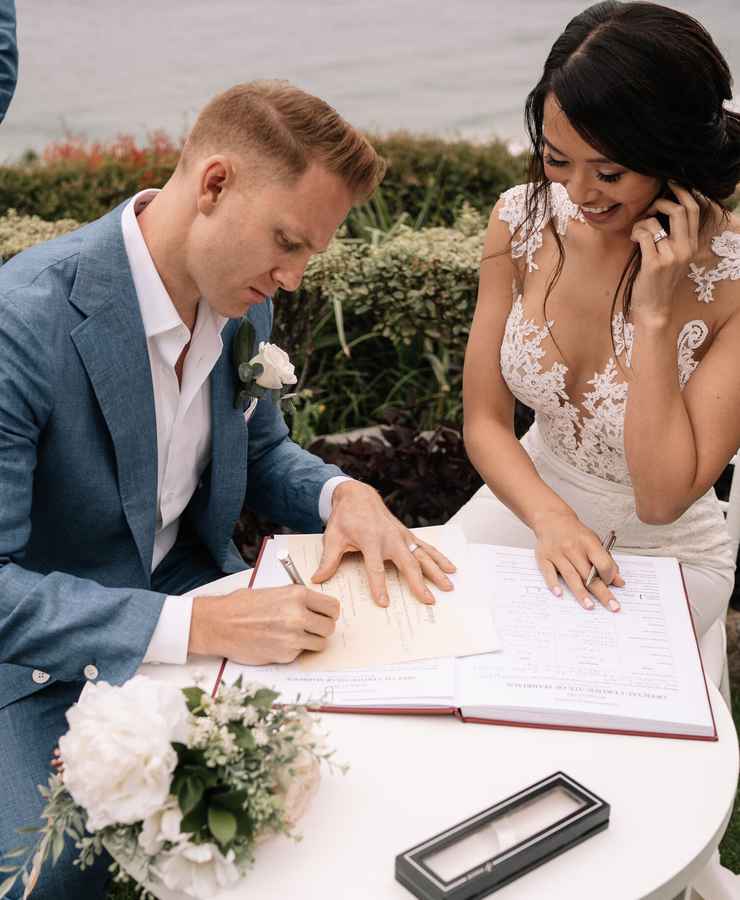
[197,155,234,214]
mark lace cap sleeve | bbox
[688,230,740,303]
[497,183,582,273]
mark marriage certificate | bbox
[249,525,500,671]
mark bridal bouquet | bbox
[1,675,342,900]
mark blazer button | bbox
[32,669,50,684]
[84,664,99,681]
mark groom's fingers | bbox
[311,533,348,583]
[361,547,391,607]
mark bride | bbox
[450,0,740,641]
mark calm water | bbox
[3,0,740,160]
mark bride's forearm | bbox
[463,419,577,533]
[624,317,698,523]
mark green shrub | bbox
[0,209,80,259]
[273,205,486,438]
[0,132,526,226]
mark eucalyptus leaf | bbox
[182,686,206,713]
[178,776,204,816]
[207,806,237,847]
[0,874,19,898]
[252,687,279,709]
[210,789,248,813]
[181,799,207,836]
[230,723,256,752]
[51,829,65,864]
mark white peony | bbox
[58,676,190,831]
[155,841,241,898]
[138,797,184,856]
[249,341,297,390]
[276,748,321,827]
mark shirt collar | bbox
[121,188,228,341]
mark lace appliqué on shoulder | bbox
[497,183,584,274]
[688,230,740,303]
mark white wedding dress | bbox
[450,183,737,639]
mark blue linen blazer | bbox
[0,0,17,121]
[0,202,343,710]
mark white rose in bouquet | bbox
[249,341,297,390]
[58,676,190,831]
[155,840,241,898]
[138,797,184,856]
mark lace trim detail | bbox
[500,297,709,484]
[688,230,740,303]
[498,183,584,274]
[612,313,634,368]
[677,320,709,388]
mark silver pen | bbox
[276,548,309,587]
[584,530,617,589]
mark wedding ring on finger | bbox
[407,542,421,555]
[653,227,668,244]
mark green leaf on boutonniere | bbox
[233,318,256,370]
[233,318,257,409]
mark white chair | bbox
[698,453,739,707]
[688,453,739,900]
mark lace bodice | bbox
[498,183,739,485]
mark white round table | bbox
[141,658,738,900]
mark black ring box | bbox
[395,772,609,899]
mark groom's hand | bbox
[189,586,340,664]
[313,481,456,607]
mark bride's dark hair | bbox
[512,0,740,333]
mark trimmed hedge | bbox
[0,133,526,226]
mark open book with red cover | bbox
[213,538,717,742]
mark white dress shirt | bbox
[120,190,348,664]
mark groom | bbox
[0,81,454,899]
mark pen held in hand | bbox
[277,549,309,587]
[584,530,617,590]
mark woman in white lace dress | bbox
[450,1,740,640]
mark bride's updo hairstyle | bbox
[515,0,740,328]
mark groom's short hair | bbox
[182,80,386,202]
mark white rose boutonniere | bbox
[233,318,297,414]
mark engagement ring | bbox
[653,228,668,243]
[407,542,421,554]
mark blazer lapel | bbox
[68,206,158,578]
[205,319,248,566]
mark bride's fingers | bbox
[556,557,595,610]
[536,555,562,597]
[587,575,621,612]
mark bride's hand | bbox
[532,511,625,611]
[630,180,701,324]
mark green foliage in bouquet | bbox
[0,676,343,900]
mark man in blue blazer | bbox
[0,82,455,899]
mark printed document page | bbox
[256,525,499,671]
[220,656,457,708]
[456,545,713,735]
